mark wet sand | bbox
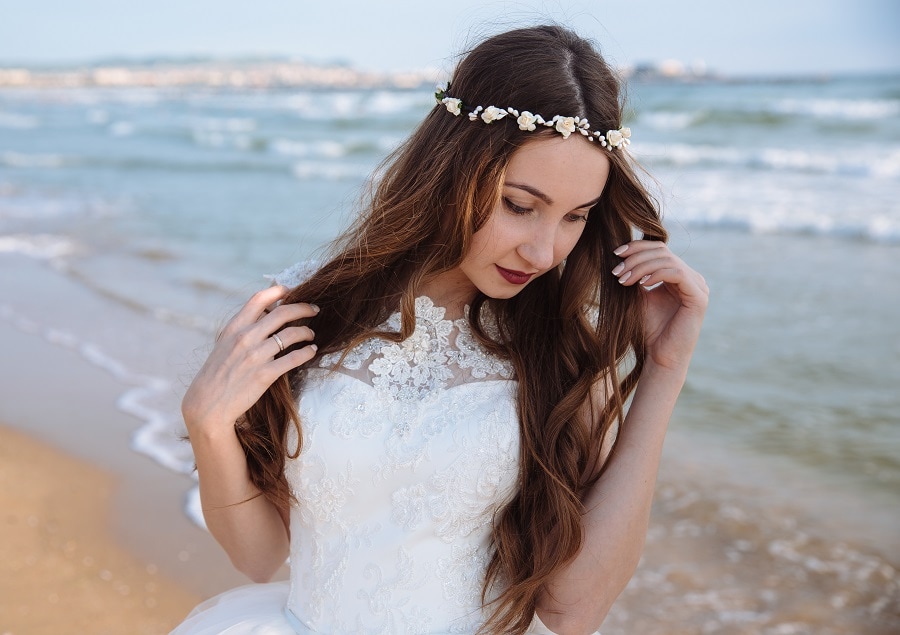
[0,423,198,634]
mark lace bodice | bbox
[275,262,523,634]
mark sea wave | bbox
[638,143,900,179]
[635,97,899,132]
[662,171,900,243]
[0,303,196,477]
[0,150,294,175]
[0,186,130,223]
[774,97,900,120]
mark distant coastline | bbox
[0,56,865,90]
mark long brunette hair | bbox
[236,25,666,634]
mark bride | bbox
[172,24,708,635]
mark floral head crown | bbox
[435,83,631,150]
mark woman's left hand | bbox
[611,240,709,372]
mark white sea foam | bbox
[641,110,704,130]
[87,108,110,125]
[0,302,198,503]
[0,151,68,169]
[292,161,370,181]
[108,121,135,137]
[638,143,900,179]
[0,233,78,259]
[271,138,347,158]
[191,129,254,150]
[660,169,900,243]
[192,116,257,133]
[282,90,427,120]
[775,97,900,120]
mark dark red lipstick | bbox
[496,265,534,285]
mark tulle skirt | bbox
[169,580,597,634]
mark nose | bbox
[517,226,556,271]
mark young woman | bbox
[173,24,708,635]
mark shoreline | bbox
[0,423,199,634]
[0,254,258,602]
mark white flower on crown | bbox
[554,116,577,139]
[606,129,623,147]
[517,111,538,131]
[442,97,462,116]
[605,127,631,148]
[481,106,508,123]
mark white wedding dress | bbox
[172,265,599,635]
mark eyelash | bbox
[503,197,588,223]
[502,197,530,215]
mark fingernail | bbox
[310,344,318,352]
[310,303,320,313]
[612,263,625,275]
[618,271,632,284]
[639,275,651,284]
[613,245,628,255]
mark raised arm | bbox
[536,240,709,634]
[181,285,318,582]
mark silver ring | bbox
[272,333,285,352]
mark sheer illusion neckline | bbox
[310,296,515,402]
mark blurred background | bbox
[0,1,898,633]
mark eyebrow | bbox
[505,182,602,210]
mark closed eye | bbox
[566,213,589,223]
[502,197,531,215]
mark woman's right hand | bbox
[182,285,319,436]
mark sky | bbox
[0,0,898,77]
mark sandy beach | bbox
[0,423,197,634]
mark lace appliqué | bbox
[318,297,512,401]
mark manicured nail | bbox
[310,303,320,313]
[612,262,625,275]
[613,245,628,255]
[639,275,651,284]
[618,271,632,284]
[310,344,318,352]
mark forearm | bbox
[189,423,290,582]
[536,361,688,634]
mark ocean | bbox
[1,72,898,633]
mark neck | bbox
[418,267,477,317]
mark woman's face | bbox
[454,134,611,301]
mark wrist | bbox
[638,358,690,391]
[185,415,241,446]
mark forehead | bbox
[504,135,611,202]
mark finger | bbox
[612,239,668,257]
[224,286,291,334]
[255,302,320,336]
[614,254,677,286]
[611,244,669,277]
[268,344,318,378]
[267,325,315,358]
[637,266,709,306]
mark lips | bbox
[496,265,534,285]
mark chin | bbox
[476,284,531,300]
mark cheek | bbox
[554,225,587,262]
[465,214,507,263]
